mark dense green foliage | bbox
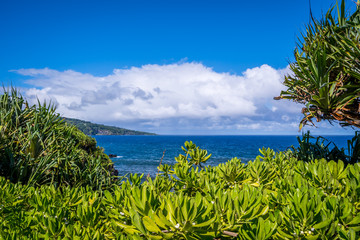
[64,118,156,136]
[0,89,117,189]
[3,1,360,238]
[1,141,359,239]
[276,0,360,128]
[290,131,360,164]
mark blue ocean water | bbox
[94,135,354,177]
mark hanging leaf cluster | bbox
[276,0,360,129]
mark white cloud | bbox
[236,123,261,130]
[14,62,305,134]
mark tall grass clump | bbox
[0,88,117,189]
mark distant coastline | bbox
[63,117,157,136]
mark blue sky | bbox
[0,0,358,135]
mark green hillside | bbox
[63,117,156,135]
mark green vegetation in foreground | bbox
[0,88,118,189]
[0,88,359,239]
[2,1,360,238]
[63,118,156,136]
[0,142,360,239]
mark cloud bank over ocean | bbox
[14,62,325,134]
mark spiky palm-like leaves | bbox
[0,88,117,189]
[276,1,360,129]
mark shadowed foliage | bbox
[289,130,360,164]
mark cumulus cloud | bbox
[14,62,304,134]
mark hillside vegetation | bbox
[64,118,156,136]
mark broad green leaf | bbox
[143,216,161,233]
[313,218,332,229]
[192,216,216,228]
[347,215,360,225]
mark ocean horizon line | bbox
[91,133,355,137]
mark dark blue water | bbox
[93,135,354,177]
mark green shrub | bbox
[1,142,359,239]
[0,88,117,189]
[290,131,360,164]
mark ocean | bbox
[94,135,354,177]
